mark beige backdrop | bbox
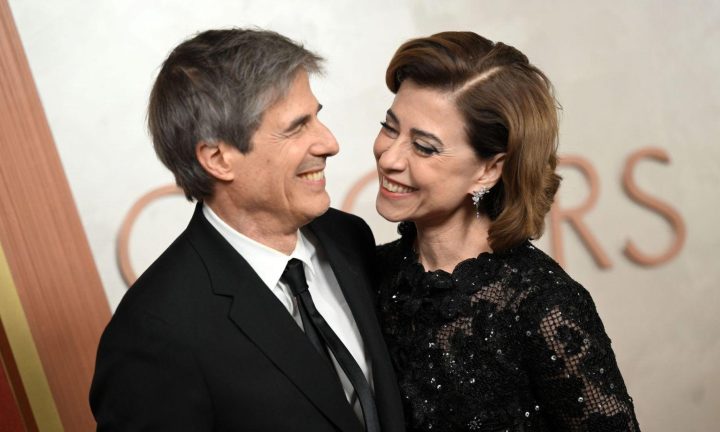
[8,0,720,430]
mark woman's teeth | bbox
[383,177,414,193]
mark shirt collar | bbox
[202,204,316,289]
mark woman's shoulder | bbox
[507,242,597,313]
[504,244,609,348]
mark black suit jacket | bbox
[90,204,404,431]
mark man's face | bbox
[230,69,339,231]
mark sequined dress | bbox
[376,223,640,432]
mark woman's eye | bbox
[380,121,398,136]
[413,142,438,155]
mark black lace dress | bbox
[376,223,640,432]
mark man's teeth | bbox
[383,177,414,193]
[299,170,325,181]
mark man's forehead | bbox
[262,72,319,123]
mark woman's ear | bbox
[468,152,506,193]
[196,141,237,181]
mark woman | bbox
[374,32,640,431]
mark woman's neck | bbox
[414,211,492,273]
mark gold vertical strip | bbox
[0,244,63,431]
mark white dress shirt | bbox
[202,204,372,420]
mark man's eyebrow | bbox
[283,114,311,134]
[282,103,323,134]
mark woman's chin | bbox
[375,201,407,223]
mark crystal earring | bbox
[471,187,490,218]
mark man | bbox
[90,29,404,431]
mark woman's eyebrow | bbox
[386,109,399,124]
[387,108,443,146]
[410,128,443,146]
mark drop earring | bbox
[471,187,490,218]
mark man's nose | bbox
[313,120,339,157]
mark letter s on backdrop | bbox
[622,147,686,266]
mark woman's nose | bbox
[375,138,407,172]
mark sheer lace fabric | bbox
[376,223,640,432]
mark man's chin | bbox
[297,198,331,226]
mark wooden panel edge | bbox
[0,243,63,431]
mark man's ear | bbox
[468,152,506,193]
[196,141,236,181]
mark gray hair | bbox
[148,28,323,200]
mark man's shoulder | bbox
[312,207,373,242]
[112,230,210,323]
[316,207,368,226]
[138,230,205,282]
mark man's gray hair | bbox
[148,28,323,200]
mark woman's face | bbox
[374,80,484,226]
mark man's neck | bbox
[205,197,299,255]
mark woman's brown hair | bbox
[386,31,561,252]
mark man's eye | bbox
[286,123,307,136]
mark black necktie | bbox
[281,258,380,432]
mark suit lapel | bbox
[185,204,362,432]
[306,218,378,360]
[307,212,405,432]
